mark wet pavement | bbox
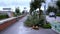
[0,16,58,34]
[46,16,60,22]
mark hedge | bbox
[0,14,9,20]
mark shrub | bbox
[25,15,52,29]
[0,14,9,20]
[42,23,51,29]
[24,15,39,27]
[38,19,44,27]
[24,16,33,27]
[25,21,33,27]
[32,19,39,26]
[56,14,60,16]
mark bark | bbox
[39,7,46,25]
[39,7,41,19]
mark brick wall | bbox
[0,15,25,31]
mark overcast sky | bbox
[0,0,31,12]
[0,0,52,12]
[41,0,51,10]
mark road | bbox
[46,16,60,34]
[0,16,58,34]
[46,16,60,23]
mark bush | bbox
[56,14,60,16]
[25,21,33,27]
[38,19,44,27]
[24,15,39,27]
[42,23,51,29]
[25,19,39,27]
[0,14,9,20]
[25,15,51,29]
[32,19,39,26]
[24,16,33,27]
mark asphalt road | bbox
[46,16,60,23]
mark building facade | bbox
[0,8,14,17]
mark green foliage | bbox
[56,13,60,16]
[38,19,44,26]
[13,13,17,17]
[32,19,39,25]
[32,11,38,19]
[30,0,45,14]
[46,6,57,14]
[15,8,20,14]
[25,16,33,27]
[38,15,51,29]
[15,7,21,15]
[25,21,33,27]
[25,15,51,29]
[42,23,51,29]
[25,19,39,27]
[25,14,39,27]
[56,0,60,9]
[0,14,9,20]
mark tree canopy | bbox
[15,7,21,15]
[56,0,60,9]
[30,0,45,14]
[46,6,57,14]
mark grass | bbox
[0,14,9,20]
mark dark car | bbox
[49,12,56,18]
[49,15,56,17]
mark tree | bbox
[30,0,47,25]
[56,0,60,16]
[56,0,60,13]
[46,6,57,14]
[56,0,60,9]
[15,7,21,15]
[30,0,45,19]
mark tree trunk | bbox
[39,7,46,25]
[39,7,41,19]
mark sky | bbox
[41,0,51,10]
[0,0,55,12]
[0,0,31,12]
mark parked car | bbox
[49,12,56,18]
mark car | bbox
[49,15,56,17]
[49,12,56,18]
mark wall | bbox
[0,15,25,31]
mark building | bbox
[0,8,14,17]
